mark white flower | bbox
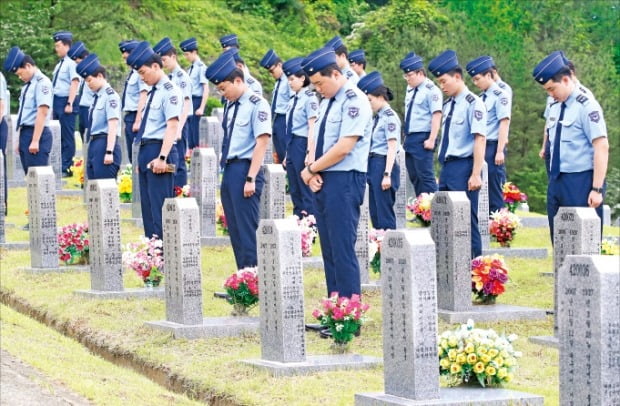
[466,319,475,330]
[335,323,344,332]
[508,334,518,342]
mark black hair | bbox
[92,66,107,78]
[236,56,245,66]
[369,85,394,101]
[445,67,463,77]
[20,55,36,67]
[144,54,163,68]
[334,45,348,57]
[413,68,426,76]
[161,48,177,57]
[78,50,89,59]
[293,70,310,87]
[479,68,495,79]
[352,60,367,69]
[223,68,245,83]
[550,66,572,83]
[567,60,576,75]
[273,58,282,66]
[57,39,72,47]
[316,63,341,77]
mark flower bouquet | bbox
[122,236,164,287]
[289,212,318,257]
[70,157,85,188]
[489,209,521,247]
[223,267,259,315]
[118,164,132,203]
[601,237,619,256]
[438,319,522,387]
[369,228,386,274]
[174,184,191,198]
[471,254,509,304]
[57,223,89,265]
[407,193,434,226]
[216,199,228,235]
[185,148,192,166]
[312,292,369,346]
[502,182,527,213]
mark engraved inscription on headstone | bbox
[190,148,217,237]
[260,164,286,220]
[131,143,141,218]
[257,218,306,363]
[206,116,223,167]
[0,150,5,244]
[48,120,63,188]
[7,114,25,185]
[430,191,472,311]
[381,229,439,400]
[558,255,620,406]
[393,149,407,229]
[478,161,490,249]
[87,179,123,291]
[198,116,209,148]
[27,166,58,268]
[163,197,203,325]
[356,186,370,285]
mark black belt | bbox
[486,140,498,144]
[444,155,472,162]
[19,125,34,130]
[369,152,386,158]
[226,158,251,165]
[274,113,286,117]
[90,133,107,140]
[140,138,163,146]
[406,131,430,136]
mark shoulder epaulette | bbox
[305,89,314,97]
[498,82,507,89]
[579,86,587,94]
[465,94,475,104]
[105,86,114,95]
[247,77,255,84]
[576,94,588,104]
[37,76,43,82]
[345,89,357,99]
[176,71,182,77]
[385,108,394,117]
[425,82,433,89]
[550,101,559,108]
[164,82,173,91]
[249,95,260,104]
[493,89,502,96]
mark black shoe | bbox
[213,292,231,300]
[62,169,73,178]
[305,323,325,332]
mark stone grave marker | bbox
[558,255,620,406]
[190,148,217,237]
[48,120,63,189]
[603,204,611,226]
[0,150,5,244]
[259,164,286,220]
[206,116,223,166]
[212,107,224,123]
[7,114,25,187]
[131,143,141,219]
[264,138,274,164]
[198,116,209,147]
[357,186,371,287]
[478,161,490,249]
[26,166,59,269]
[393,149,407,229]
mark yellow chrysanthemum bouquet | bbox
[118,164,132,203]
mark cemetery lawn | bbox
[2,187,618,405]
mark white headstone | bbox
[48,120,63,189]
[27,166,58,268]
[356,186,370,284]
[190,148,218,237]
[260,164,286,219]
[0,150,5,243]
[478,162,490,249]
[131,143,141,218]
[394,149,407,229]
[7,114,25,186]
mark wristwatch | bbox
[106,150,113,154]
[591,186,604,193]
[383,172,390,177]
[246,176,254,183]
[158,155,166,161]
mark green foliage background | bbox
[1,0,618,213]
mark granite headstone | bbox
[131,143,141,218]
[190,148,217,237]
[48,120,63,188]
[260,164,286,220]
[356,186,370,285]
[394,149,407,229]
[0,150,5,244]
[7,115,25,187]
[478,161,490,249]
[27,166,58,268]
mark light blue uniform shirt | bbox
[544,80,592,120]
[547,87,606,174]
[316,80,371,172]
[404,77,443,133]
[440,87,486,159]
[171,66,192,101]
[0,72,7,118]
[141,77,182,140]
[225,89,271,160]
[496,79,512,101]
[187,58,208,98]
[481,82,511,141]
[122,69,149,112]
[19,69,53,126]
[78,79,95,108]
[272,74,292,115]
[286,87,318,137]
[370,105,401,155]
[245,72,263,97]
[342,65,359,86]
[52,55,79,97]
[89,84,121,135]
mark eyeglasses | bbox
[403,72,416,80]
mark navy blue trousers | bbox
[174,124,189,188]
[123,111,138,164]
[53,96,77,172]
[485,141,506,214]
[1,117,8,212]
[544,138,551,177]
[18,126,52,174]
[86,136,121,180]
[138,141,177,239]
[285,136,315,217]
[314,171,366,298]
[367,155,400,229]
[404,132,438,195]
[438,158,482,258]
[547,170,604,242]
[78,105,89,142]
[271,113,287,162]
[188,96,202,149]
[220,160,264,268]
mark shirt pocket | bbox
[235,118,250,127]
[147,104,162,120]
[559,119,582,143]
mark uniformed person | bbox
[126,41,182,239]
[357,71,401,230]
[76,54,121,180]
[205,53,271,269]
[68,41,93,142]
[492,65,512,102]
[119,39,148,164]
[348,49,367,79]
[219,34,239,50]
[51,31,79,177]
[532,51,608,240]
[300,47,372,303]
[282,56,318,217]
[0,71,8,213]
[466,56,512,214]
[260,49,292,163]
[325,36,360,85]
[153,37,192,188]
[3,47,53,174]
[180,37,209,149]
[223,48,263,97]
[428,50,486,258]
[400,52,442,195]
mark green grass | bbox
[2,187,618,405]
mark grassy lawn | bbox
[1,185,618,405]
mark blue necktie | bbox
[121,70,132,110]
[16,81,31,128]
[404,87,418,134]
[271,78,281,115]
[550,102,567,179]
[220,101,240,167]
[314,98,336,160]
[136,86,156,143]
[87,93,99,141]
[188,64,193,77]
[438,98,456,164]
[52,58,64,88]
[481,93,487,102]
[370,114,379,151]
[286,95,298,137]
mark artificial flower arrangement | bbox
[57,222,89,265]
[312,292,370,345]
[489,208,521,247]
[601,237,619,256]
[118,164,132,203]
[70,157,85,187]
[289,212,318,257]
[438,319,522,387]
[471,254,509,304]
[216,199,228,235]
[174,184,191,198]
[368,228,386,274]
[502,182,527,213]
[122,235,164,287]
[223,267,259,315]
[407,193,434,226]
[185,148,192,166]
